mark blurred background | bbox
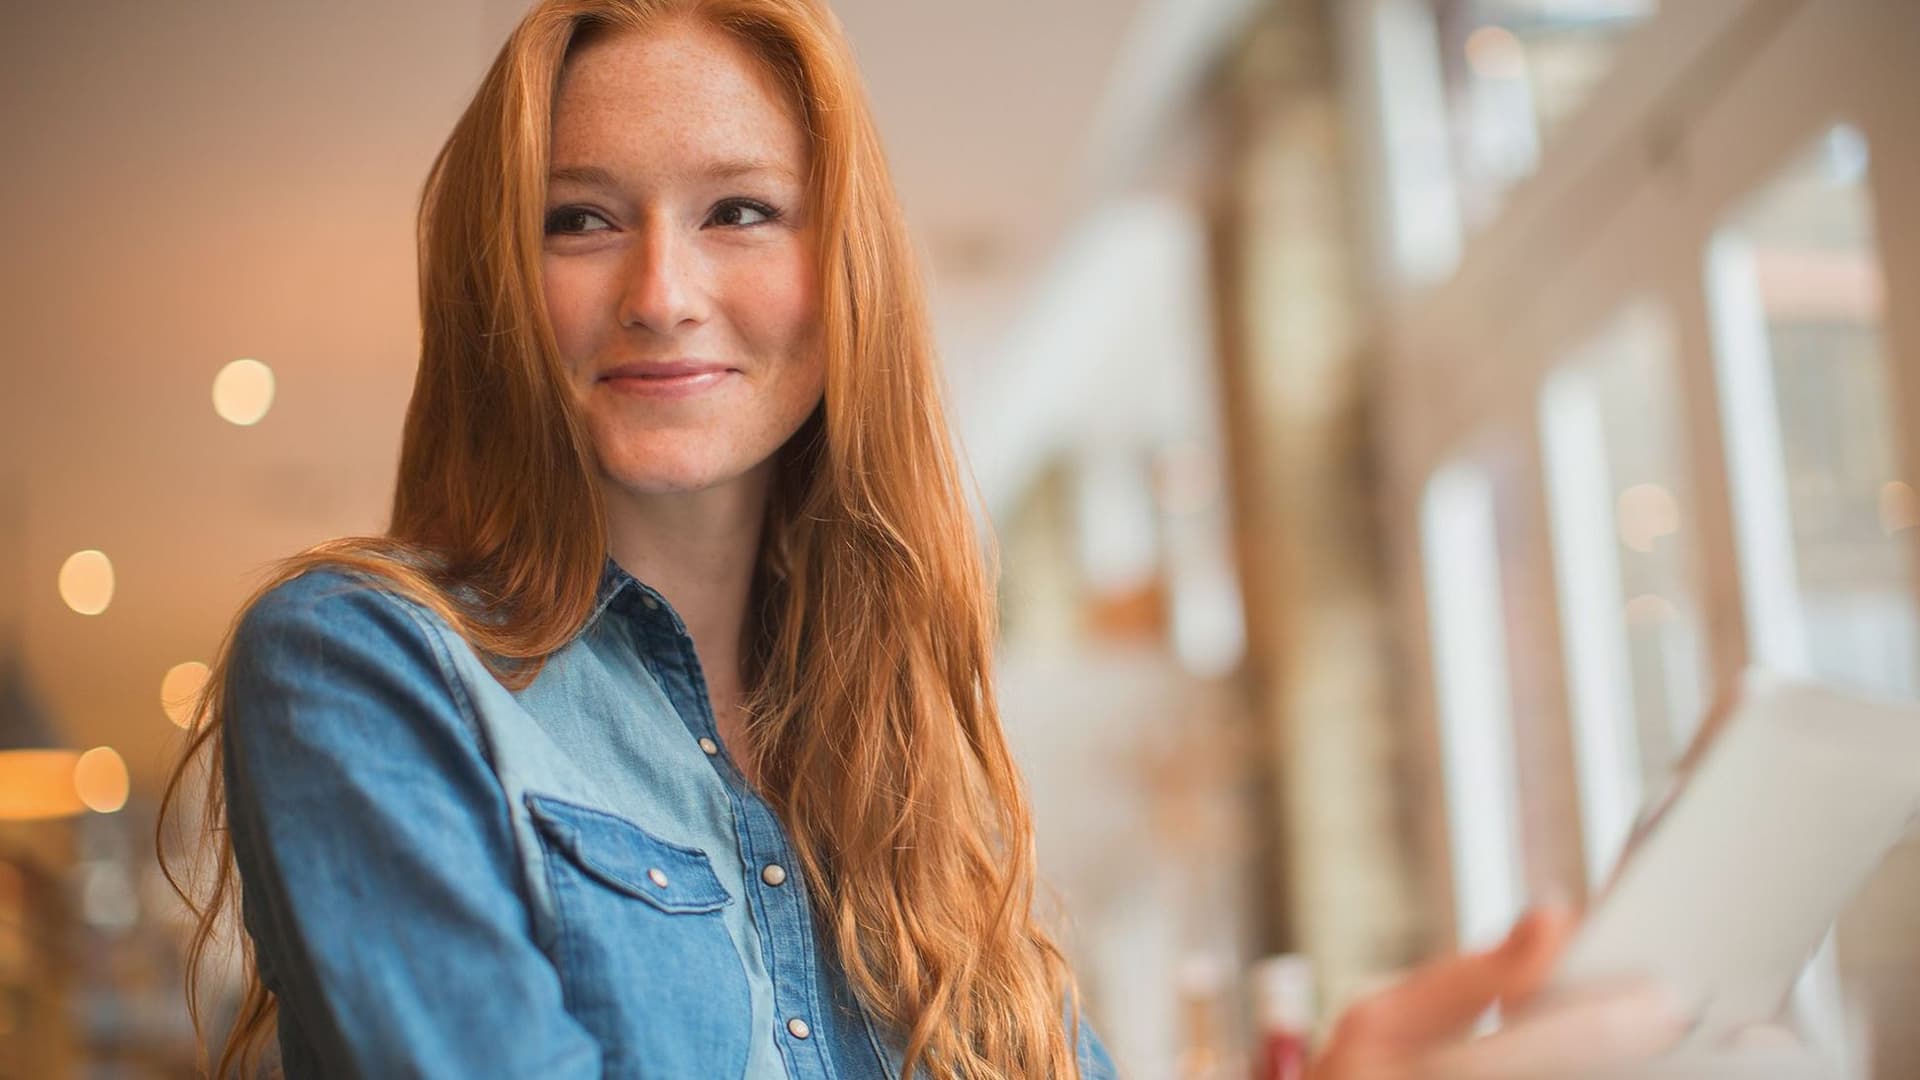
[2,0,1918,1076]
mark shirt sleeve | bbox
[220,570,601,1078]
[1076,1004,1121,1079]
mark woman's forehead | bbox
[550,22,807,178]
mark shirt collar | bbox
[585,555,637,628]
[579,555,680,636]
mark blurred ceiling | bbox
[0,0,1249,795]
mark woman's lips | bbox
[597,362,736,399]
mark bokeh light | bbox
[73,747,130,814]
[213,357,277,426]
[160,661,211,729]
[1625,593,1680,626]
[1617,483,1681,553]
[0,750,86,821]
[1466,25,1527,81]
[58,549,115,615]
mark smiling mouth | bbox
[597,366,737,399]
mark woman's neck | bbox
[600,465,770,775]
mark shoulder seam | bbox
[375,585,487,743]
[276,570,488,746]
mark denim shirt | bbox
[221,559,1116,1079]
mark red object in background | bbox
[1255,1030,1309,1080]
[1251,954,1314,1080]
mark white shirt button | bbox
[761,863,788,887]
[787,1017,811,1040]
[698,737,719,756]
[647,868,669,889]
[641,595,659,611]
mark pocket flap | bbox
[526,793,733,914]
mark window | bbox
[1422,455,1527,948]
[1540,302,1709,882]
[1433,0,1660,227]
[1707,126,1916,699]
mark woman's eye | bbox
[709,199,780,228]
[544,207,611,235]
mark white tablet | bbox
[1551,672,1920,1048]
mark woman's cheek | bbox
[542,261,602,377]
[732,239,818,346]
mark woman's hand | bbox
[1308,907,1691,1079]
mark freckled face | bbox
[542,22,822,499]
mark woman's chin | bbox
[597,454,760,500]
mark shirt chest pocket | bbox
[526,793,752,1080]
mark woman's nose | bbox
[617,219,707,334]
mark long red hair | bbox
[158,1,1082,1077]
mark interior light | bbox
[1617,484,1680,553]
[161,661,211,728]
[1625,593,1679,626]
[1466,25,1527,81]
[58,549,115,615]
[74,746,130,813]
[0,750,86,820]
[213,358,276,426]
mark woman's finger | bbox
[1423,978,1692,1080]
[1491,906,1578,1010]
[1331,907,1578,1049]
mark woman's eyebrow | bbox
[700,157,800,182]
[548,164,622,187]
[546,159,800,187]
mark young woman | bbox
[161,1,1687,1077]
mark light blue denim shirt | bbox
[222,559,1116,1079]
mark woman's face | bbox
[543,21,823,500]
